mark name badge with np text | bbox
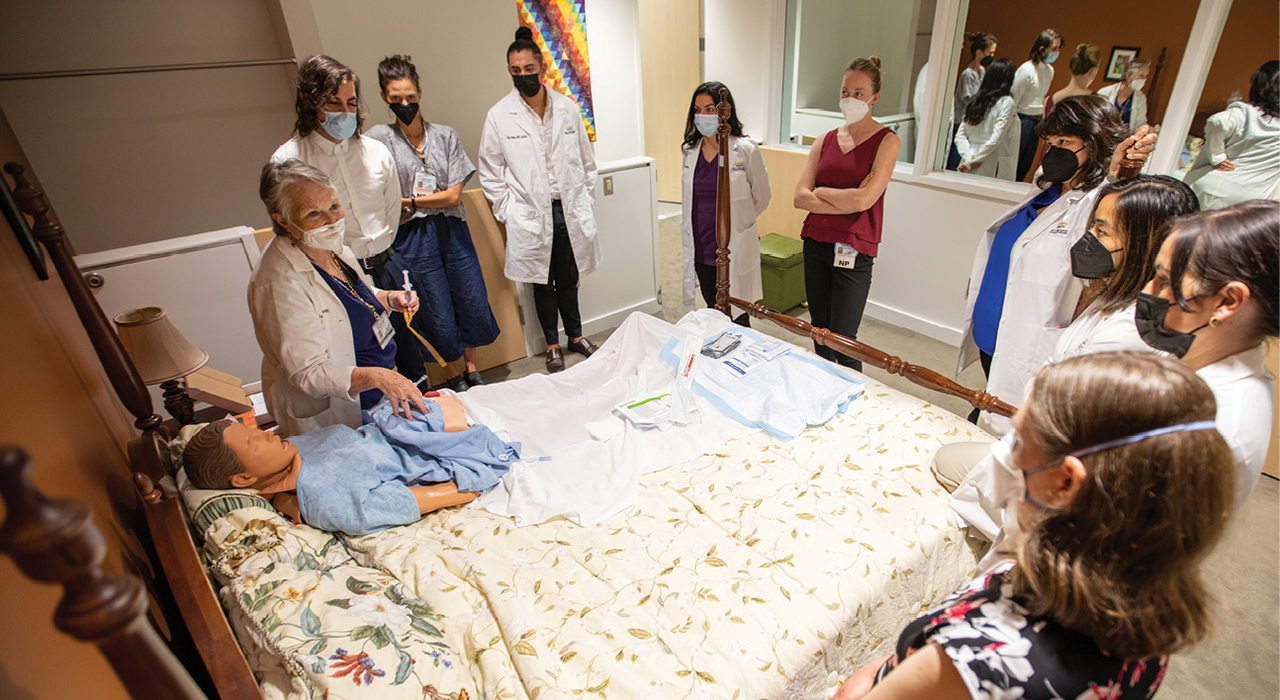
[373,312,395,349]
[834,242,858,268]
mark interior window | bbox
[931,0,1198,185]
[780,0,937,164]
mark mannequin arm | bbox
[409,483,479,514]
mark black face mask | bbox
[1041,145,1085,184]
[1134,292,1210,359]
[389,101,419,125]
[980,55,994,69]
[1070,231,1122,279]
[512,73,542,98]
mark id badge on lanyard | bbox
[413,169,437,197]
[373,312,395,348]
[833,242,858,268]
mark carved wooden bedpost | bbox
[5,164,163,434]
[0,447,208,700]
[713,87,733,316]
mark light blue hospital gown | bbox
[292,402,520,535]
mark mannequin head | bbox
[184,419,300,492]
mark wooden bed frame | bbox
[0,115,1042,696]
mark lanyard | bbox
[319,254,380,319]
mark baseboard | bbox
[864,301,963,348]
[522,296,663,356]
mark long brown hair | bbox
[1036,94,1128,191]
[1013,352,1234,658]
[1086,175,1199,314]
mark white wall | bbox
[308,0,644,167]
[793,0,919,116]
[704,0,785,143]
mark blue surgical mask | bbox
[694,113,719,138]
[320,111,358,141]
[1045,51,1060,64]
[1017,420,1218,512]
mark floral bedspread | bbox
[342,381,990,699]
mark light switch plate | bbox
[603,176,614,196]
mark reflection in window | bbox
[1177,0,1279,210]
[933,0,1198,184]
[780,0,936,163]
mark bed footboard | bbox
[730,296,1015,417]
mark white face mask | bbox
[294,217,345,253]
[839,97,870,125]
[693,113,720,138]
[1129,78,1146,91]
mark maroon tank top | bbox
[800,126,891,256]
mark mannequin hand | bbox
[1214,158,1236,171]
[387,290,419,314]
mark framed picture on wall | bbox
[1106,47,1142,81]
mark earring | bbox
[1208,316,1222,327]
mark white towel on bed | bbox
[459,311,754,527]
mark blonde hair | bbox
[1069,43,1101,75]
[1013,352,1234,658]
[846,56,883,94]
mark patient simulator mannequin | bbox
[183,395,519,536]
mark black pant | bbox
[1015,113,1041,182]
[966,350,995,424]
[803,239,874,371]
[693,262,750,327]
[532,201,583,346]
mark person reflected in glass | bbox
[1045,44,1100,118]
[1012,29,1063,181]
[1097,58,1150,134]
[946,32,998,171]
[1183,60,1280,210]
[955,59,1018,180]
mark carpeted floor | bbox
[480,202,1280,699]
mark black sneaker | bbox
[445,374,470,393]
[465,371,488,387]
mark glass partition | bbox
[780,0,937,163]
[930,0,1199,184]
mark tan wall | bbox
[638,0,702,202]
[0,109,139,699]
[755,146,810,240]
[1199,0,1280,116]
[1265,341,1279,480]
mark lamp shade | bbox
[113,307,209,385]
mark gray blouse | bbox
[367,121,476,223]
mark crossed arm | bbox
[793,130,901,215]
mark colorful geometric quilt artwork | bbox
[517,0,595,140]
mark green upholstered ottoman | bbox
[759,233,806,312]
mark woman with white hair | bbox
[1097,58,1150,134]
[250,159,425,437]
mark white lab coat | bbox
[248,236,382,437]
[680,137,772,310]
[955,96,1019,180]
[1096,82,1148,134]
[478,88,601,284]
[1183,101,1280,210]
[957,180,1105,435]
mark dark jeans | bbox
[1016,113,1041,182]
[365,247,422,381]
[967,349,995,424]
[945,123,962,171]
[693,262,750,327]
[802,239,875,372]
[394,214,500,363]
[532,200,583,346]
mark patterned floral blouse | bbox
[874,561,1169,699]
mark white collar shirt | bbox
[1197,345,1276,509]
[524,96,562,200]
[272,131,401,260]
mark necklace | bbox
[318,252,380,318]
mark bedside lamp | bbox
[113,307,208,425]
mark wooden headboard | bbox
[0,163,264,699]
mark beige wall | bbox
[638,0,701,202]
[0,109,139,700]
[0,0,298,254]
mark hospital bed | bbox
[1,104,1023,699]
